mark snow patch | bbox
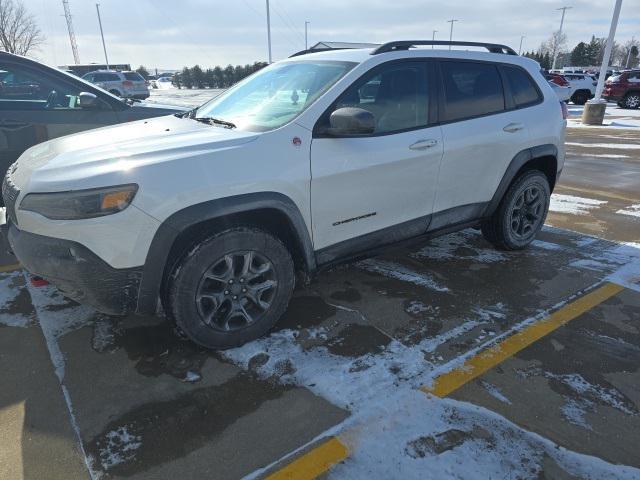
[357,259,450,292]
[0,271,31,327]
[549,194,607,215]
[565,142,640,150]
[561,398,594,430]
[98,426,142,470]
[479,381,512,405]
[411,229,507,263]
[616,204,640,218]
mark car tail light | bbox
[123,80,134,88]
[551,75,570,87]
[560,101,569,120]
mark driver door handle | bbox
[503,122,524,133]
[409,139,438,150]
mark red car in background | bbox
[603,70,640,109]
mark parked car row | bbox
[603,70,640,109]
[81,70,150,99]
[544,72,596,105]
[0,51,186,205]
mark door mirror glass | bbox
[328,107,375,135]
[78,92,98,108]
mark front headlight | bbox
[20,184,138,220]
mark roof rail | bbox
[289,47,352,58]
[371,41,518,56]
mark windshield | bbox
[194,60,356,132]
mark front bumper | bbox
[7,222,142,315]
[603,92,623,103]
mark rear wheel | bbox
[481,170,550,250]
[571,90,589,105]
[622,93,640,109]
[168,227,295,349]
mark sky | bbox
[24,0,640,70]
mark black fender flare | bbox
[483,144,558,217]
[136,192,315,314]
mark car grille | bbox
[2,170,19,226]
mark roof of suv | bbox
[286,46,540,71]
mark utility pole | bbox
[582,0,623,125]
[447,19,458,49]
[551,6,571,70]
[519,35,526,55]
[432,30,437,49]
[61,0,80,64]
[96,4,109,69]
[266,0,272,63]
[305,21,310,50]
[593,0,623,102]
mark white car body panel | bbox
[310,125,443,249]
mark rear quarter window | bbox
[124,72,144,81]
[440,61,505,122]
[502,66,542,108]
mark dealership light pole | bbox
[95,3,109,69]
[551,6,571,70]
[447,19,458,49]
[432,30,437,48]
[582,0,623,125]
[305,21,310,50]
[519,35,525,55]
[266,0,272,63]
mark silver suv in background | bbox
[82,70,150,99]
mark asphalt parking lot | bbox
[1,106,639,479]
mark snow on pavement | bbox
[617,204,640,219]
[549,193,607,215]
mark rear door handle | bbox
[409,139,438,150]
[503,123,524,133]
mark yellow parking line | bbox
[422,282,624,398]
[265,437,348,480]
[0,262,21,273]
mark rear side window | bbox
[502,66,541,108]
[440,61,504,122]
[124,72,143,81]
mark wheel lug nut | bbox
[242,288,247,293]
[224,290,230,295]
[240,278,244,283]
[229,279,234,284]
[233,295,238,300]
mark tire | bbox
[481,170,550,251]
[168,227,295,349]
[622,93,640,109]
[571,90,589,105]
[109,89,121,97]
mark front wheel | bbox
[571,90,589,105]
[622,93,640,109]
[481,170,550,250]
[168,227,295,349]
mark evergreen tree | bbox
[135,65,150,79]
[191,64,205,89]
[181,66,193,89]
[570,42,588,66]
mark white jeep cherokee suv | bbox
[2,41,566,349]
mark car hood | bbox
[12,115,259,189]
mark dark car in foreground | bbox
[603,70,640,109]
[0,51,186,204]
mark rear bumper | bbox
[6,222,142,315]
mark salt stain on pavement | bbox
[0,271,33,327]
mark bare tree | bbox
[541,30,568,67]
[0,0,44,56]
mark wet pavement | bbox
[1,124,639,479]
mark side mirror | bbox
[78,92,98,109]
[327,107,375,136]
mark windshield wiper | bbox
[193,116,237,129]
